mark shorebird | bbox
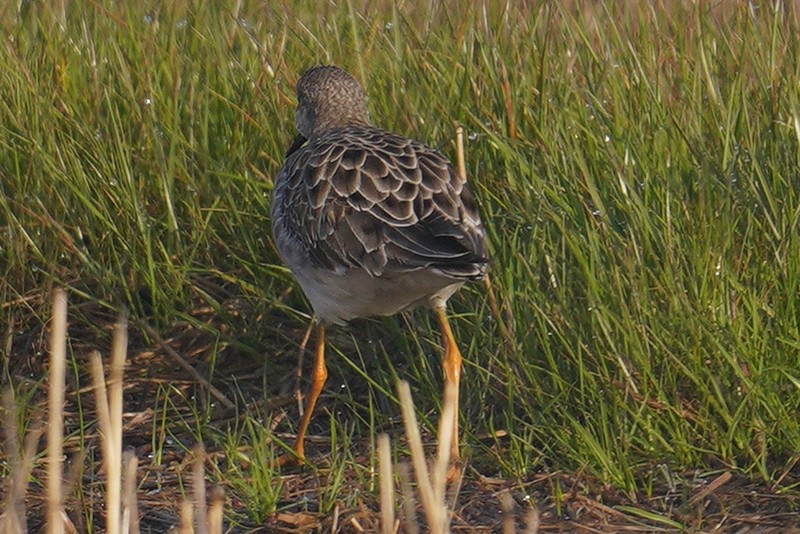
[271,65,488,464]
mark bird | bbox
[271,65,488,464]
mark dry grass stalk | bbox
[396,463,419,534]
[455,124,514,346]
[178,501,193,534]
[432,383,456,493]
[526,508,540,534]
[192,445,209,534]
[19,428,44,519]
[46,289,67,534]
[388,379,537,533]
[177,448,224,534]
[377,434,395,534]
[396,382,440,529]
[42,290,223,534]
[108,314,128,533]
[501,490,515,534]
[89,313,134,534]
[122,450,141,534]
[394,380,457,534]
[455,126,467,184]
[208,486,225,534]
[89,351,118,534]
[330,503,341,532]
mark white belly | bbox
[289,264,462,324]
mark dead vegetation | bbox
[1,288,799,533]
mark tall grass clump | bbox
[1,0,800,508]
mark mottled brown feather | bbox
[274,126,487,278]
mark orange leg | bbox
[435,306,462,462]
[293,323,328,461]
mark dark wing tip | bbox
[378,142,489,279]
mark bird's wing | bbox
[276,127,488,279]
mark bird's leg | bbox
[293,323,328,461]
[293,317,315,412]
[435,306,462,462]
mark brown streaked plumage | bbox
[271,65,488,464]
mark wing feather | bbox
[273,126,488,278]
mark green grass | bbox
[2,0,800,524]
